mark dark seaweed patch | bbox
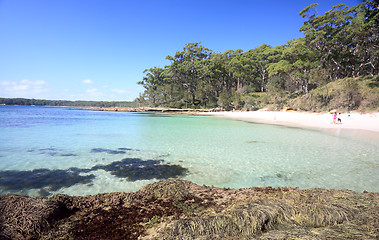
[39,147,58,151]
[91,148,127,154]
[60,153,78,157]
[28,147,78,157]
[118,148,133,151]
[0,168,95,194]
[92,158,188,181]
[246,140,260,143]
[91,147,139,154]
[276,172,290,180]
[45,152,59,156]
[0,158,188,195]
[38,147,62,156]
[67,167,93,174]
[260,172,292,182]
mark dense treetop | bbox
[137,1,378,111]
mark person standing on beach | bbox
[332,112,337,124]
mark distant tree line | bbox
[137,1,378,110]
[0,98,136,108]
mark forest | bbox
[0,98,136,108]
[137,1,379,111]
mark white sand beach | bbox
[200,111,379,134]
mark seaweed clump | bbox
[0,179,378,239]
[0,194,70,239]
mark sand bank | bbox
[199,110,379,134]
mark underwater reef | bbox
[0,179,378,239]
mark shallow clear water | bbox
[0,105,378,196]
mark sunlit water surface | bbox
[0,105,378,196]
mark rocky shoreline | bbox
[1,179,378,239]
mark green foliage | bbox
[165,42,211,106]
[243,93,265,111]
[137,2,378,112]
[291,76,379,112]
[299,1,379,79]
[145,215,161,228]
[217,91,231,110]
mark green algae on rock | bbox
[0,179,378,239]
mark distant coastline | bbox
[0,97,136,108]
[72,106,215,113]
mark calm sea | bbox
[0,105,378,196]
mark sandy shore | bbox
[198,110,379,134]
[80,106,379,137]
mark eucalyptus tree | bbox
[243,44,273,92]
[350,0,379,76]
[212,49,251,109]
[207,52,230,95]
[267,38,318,94]
[200,52,228,107]
[137,67,169,106]
[223,49,248,109]
[300,4,353,79]
[226,49,247,92]
[299,2,378,79]
[165,42,212,106]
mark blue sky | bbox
[0,0,361,101]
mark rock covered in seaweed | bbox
[0,179,378,239]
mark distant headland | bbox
[0,98,136,108]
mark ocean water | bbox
[0,105,378,196]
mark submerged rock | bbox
[0,179,378,239]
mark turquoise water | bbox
[0,105,378,196]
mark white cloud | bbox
[0,79,49,98]
[82,79,93,84]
